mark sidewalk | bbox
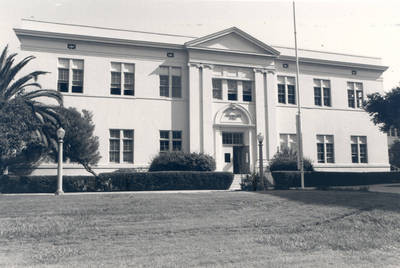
[1,189,233,197]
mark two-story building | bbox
[14,19,390,175]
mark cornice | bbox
[14,28,185,50]
[278,55,388,72]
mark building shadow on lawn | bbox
[260,190,400,212]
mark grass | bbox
[0,190,399,267]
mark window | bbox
[212,79,222,99]
[280,134,297,152]
[242,81,252,102]
[351,136,368,163]
[388,127,399,137]
[316,135,334,163]
[58,58,84,93]
[110,62,135,96]
[314,79,331,106]
[347,82,363,108]
[224,153,231,163]
[160,130,182,152]
[159,66,181,98]
[277,76,296,104]
[222,132,243,145]
[109,129,134,163]
[227,80,238,101]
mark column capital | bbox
[187,62,213,69]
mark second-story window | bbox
[212,79,222,99]
[159,66,181,98]
[277,76,296,105]
[314,79,331,106]
[110,62,135,96]
[347,82,363,108]
[58,58,84,93]
[242,81,252,102]
[227,80,238,101]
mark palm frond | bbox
[22,89,63,106]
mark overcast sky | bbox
[1,0,399,90]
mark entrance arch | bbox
[213,104,255,174]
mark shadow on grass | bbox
[260,190,400,212]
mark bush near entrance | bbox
[272,171,400,189]
[149,152,216,172]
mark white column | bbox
[188,63,201,152]
[265,70,278,160]
[202,64,214,155]
[253,68,267,162]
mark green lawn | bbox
[1,190,399,267]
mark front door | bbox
[233,146,250,174]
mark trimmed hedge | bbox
[0,175,96,193]
[97,171,232,191]
[272,171,400,189]
[0,171,233,193]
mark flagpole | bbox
[293,1,305,189]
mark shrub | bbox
[0,171,233,193]
[269,148,314,172]
[272,171,400,189]
[149,152,216,172]
[240,172,271,191]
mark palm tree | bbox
[0,45,63,147]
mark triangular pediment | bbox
[185,27,280,56]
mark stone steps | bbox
[229,174,245,191]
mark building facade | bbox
[14,19,390,175]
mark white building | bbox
[14,19,390,175]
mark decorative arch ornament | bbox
[213,103,254,127]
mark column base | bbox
[55,189,64,195]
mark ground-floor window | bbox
[279,133,297,152]
[160,130,182,152]
[109,129,134,163]
[316,135,334,163]
[222,132,244,145]
[351,136,368,163]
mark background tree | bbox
[0,46,100,175]
[364,87,400,132]
[49,107,101,176]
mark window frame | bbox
[109,129,134,164]
[160,130,183,152]
[110,62,135,96]
[57,58,84,94]
[351,136,368,163]
[222,132,244,145]
[159,66,182,98]
[279,133,297,152]
[313,79,331,107]
[277,76,296,105]
[316,135,335,163]
[347,82,364,109]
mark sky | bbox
[1,0,399,90]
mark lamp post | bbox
[257,133,264,189]
[55,127,65,195]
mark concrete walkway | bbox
[367,183,400,194]
[1,189,233,197]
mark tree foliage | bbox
[53,107,101,176]
[0,46,101,175]
[364,87,400,132]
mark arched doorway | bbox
[213,104,255,174]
